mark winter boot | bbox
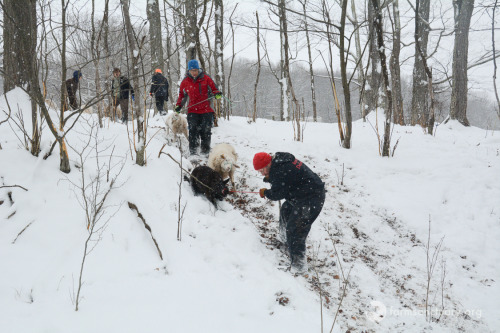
[291,255,308,275]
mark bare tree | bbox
[415,0,437,135]
[320,0,344,143]
[492,0,500,120]
[121,0,146,166]
[253,11,261,122]
[411,0,431,127]
[371,0,393,157]
[185,0,198,62]
[214,0,226,116]
[339,0,352,148]
[366,0,383,118]
[68,119,123,311]
[57,0,71,172]
[90,0,109,128]
[449,0,475,126]
[162,3,175,110]
[278,0,291,121]
[2,0,40,156]
[2,0,36,93]
[147,0,164,72]
[350,0,368,122]
[300,0,318,122]
[390,0,405,126]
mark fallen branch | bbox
[128,202,163,260]
[12,220,35,244]
[0,185,28,191]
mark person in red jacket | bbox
[175,59,221,156]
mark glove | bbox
[263,176,270,183]
[131,95,135,101]
[259,188,266,198]
[149,92,153,96]
[175,105,181,113]
[215,93,222,100]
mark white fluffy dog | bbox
[165,112,189,140]
[208,143,239,188]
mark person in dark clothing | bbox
[175,59,222,156]
[111,67,134,123]
[254,152,326,273]
[149,68,169,116]
[64,70,82,111]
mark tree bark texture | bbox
[3,0,37,93]
[351,0,367,122]
[147,0,164,72]
[411,0,430,126]
[449,0,474,126]
[3,0,40,156]
[121,0,145,166]
[391,0,405,125]
[340,0,352,149]
[185,0,197,62]
[214,0,226,117]
[253,11,261,122]
[302,0,317,122]
[366,1,383,117]
[371,0,393,157]
[278,0,291,121]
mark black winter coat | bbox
[111,76,134,100]
[150,73,169,98]
[264,152,324,204]
[65,77,79,98]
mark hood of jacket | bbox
[272,152,295,166]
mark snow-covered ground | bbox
[0,88,499,332]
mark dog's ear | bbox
[223,178,230,185]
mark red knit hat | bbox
[253,152,272,170]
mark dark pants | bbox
[155,95,167,114]
[113,97,129,122]
[280,190,326,266]
[187,113,213,154]
[68,94,78,110]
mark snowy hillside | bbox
[0,89,499,332]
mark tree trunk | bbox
[214,0,225,117]
[411,0,430,126]
[163,2,175,110]
[371,0,393,157]
[59,0,71,173]
[449,0,474,126]
[391,0,405,125]
[121,0,145,166]
[253,11,261,122]
[91,0,107,128]
[302,0,317,122]
[3,0,36,93]
[340,0,352,148]
[3,0,40,156]
[366,0,383,118]
[351,0,367,122]
[147,0,164,72]
[185,0,197,62]
[103,0,112,119]
[278,0,290,121]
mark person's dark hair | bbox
[113,68,120,73]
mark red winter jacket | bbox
[176,71,220,114]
